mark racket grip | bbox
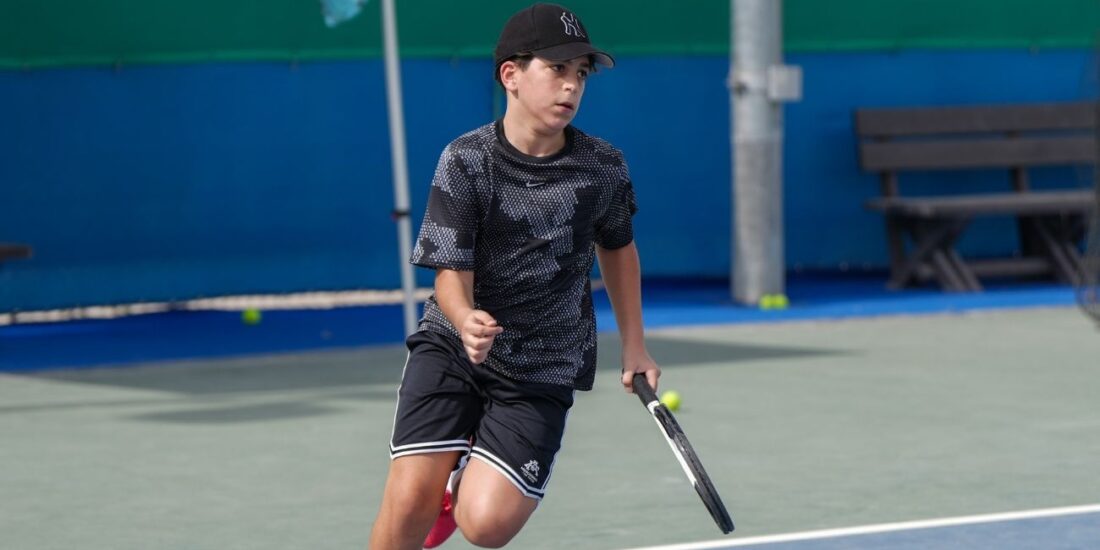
[632,373,659,405]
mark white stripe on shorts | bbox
[390,439,472,459]
[470,446,545,500]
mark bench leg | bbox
[1028,216,1085,286]
[888,218,944,289]
[929,249,969,292]
[884,215,907,280]
[928,219,980,292]
[890,218,976,292]
[946,248,982,291]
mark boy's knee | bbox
[380,471,449,530]
[390,488,442,523]
[382,453,457,516]
[460,520,518,548]
[456,503,526,548]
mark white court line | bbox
[621,504,1100,550]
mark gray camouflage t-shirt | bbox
[409,121,637,390]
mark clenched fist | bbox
[460,309,503,364]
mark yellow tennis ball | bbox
[660,390,682,411]
[759,294,776,310]
[759,294,790,310]
[241,308,262,325]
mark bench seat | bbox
[0,243,33,262]
[855,101,1097,292]
[866,189,1094,218]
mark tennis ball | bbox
[241,308,262,325]
[660,390,682,411]
[772,294,790,310]
[759,294,790,310]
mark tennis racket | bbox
[633,374,734,534]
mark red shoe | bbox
[423,490,457,549]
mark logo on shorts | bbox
[521,459,540,483]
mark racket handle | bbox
[632,373,659,405]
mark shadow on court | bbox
[21,334,844,395]
[5,335,845,427]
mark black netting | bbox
[1079,206,1100,323]
[1077,67,1100,324]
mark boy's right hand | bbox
[460,309,503,365]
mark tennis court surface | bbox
[624,506,1100,549]
[2,279,1097,549]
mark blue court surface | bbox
[625,506,1100,550]
[0,272,1083,372]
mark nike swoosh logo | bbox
[518,237,551,254]
[526,180,550,188]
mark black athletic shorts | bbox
[389,330,575,500]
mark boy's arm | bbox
[596,241,660,393]
[434,268,502,365]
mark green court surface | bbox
[2,307,1098,549]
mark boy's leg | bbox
[374,331,482,549]
[452,374,576,548]
[369,451,462,550]
[453,459,538,548]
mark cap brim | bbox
[533,42,615,68]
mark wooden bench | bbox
[855,102,1097,291]
[0,243,33,264]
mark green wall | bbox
[3,0,1099,68]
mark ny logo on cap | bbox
[560,12,585,38]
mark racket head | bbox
[632,375,735,534]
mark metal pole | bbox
[381,0,418,336]
[730,0,786,305]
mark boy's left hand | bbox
[620,346,660,394]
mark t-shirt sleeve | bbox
[594,155,638,250]
[410,145,481,270]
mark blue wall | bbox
[1,50,1095,310]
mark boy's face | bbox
[503,56,591,132]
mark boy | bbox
[368,3,660,549]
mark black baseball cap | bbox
[494,3,615,70]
